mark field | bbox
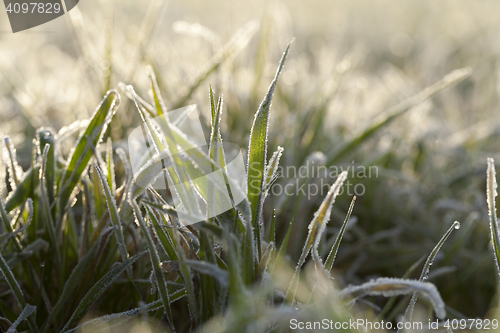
[0,0,500,332]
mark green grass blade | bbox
[131,200,175,328]
[38,129,55,211]
[3,136,22,189]
[57,90,120,220]
[209,84,216,128]
[94,164,132,278]
[247,43,290,256]
[327,67,472,165]
[4,166,39,213]
[402,221,460,323]
[487,157,500,282]
[325,195,357,271]
[0,253,39,332]
[276,219,294,264]
[105,137,116,196]
[60,251,145,333]
[145,204,179,261]
[41,144,61,267]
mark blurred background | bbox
[1,0,500,320]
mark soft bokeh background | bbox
[1,0,500,321]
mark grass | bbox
[0,42,497,332]
[1,1,500,331]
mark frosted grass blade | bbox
[6,304,36,333]
[94,164,132,279]
[131,201,174,328]
[340,277,446,319]
[247,43,290,256]
[486,157,500,282]
[57,90,120,220]
[41,144,61,266]
[325,196,356,271]
[286,171,347,302]
[402,221,460,323]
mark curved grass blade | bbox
[325,195,356,272]
[402,221,460,324]
[57,90,120,220]
[487,157,500,282]
[377,254,426,320]
[327,67,472,165]
[60,251,145,333]
[247,43,290,258]
[0,254,39,332]
[340,277,446,319]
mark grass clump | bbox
[0,38,498,333]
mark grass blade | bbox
[402,221,460,323]
[325,195,356,271]
[94,164,132,278]
[286,171,347,302]
[4,166,39,213]
[41,227,116,333]
[340,277,446,320]
[6,304,36,333]
[487,157,500,282]
[131,200,175,328]
[57,90,120,220]
[247,43,290,258]
[40,144,61,266]
[60,251,145,333]
[0,253,39,332]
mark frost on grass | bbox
[487,157,500,281]
[402,220,460,323]
[340,277,446,319]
